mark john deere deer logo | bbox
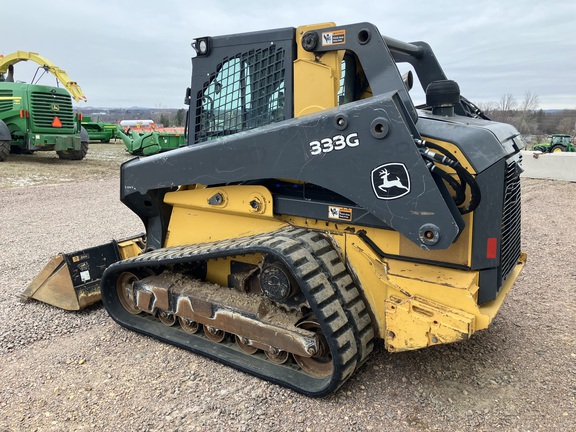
[52,104,60,111]
[371,163,411,200]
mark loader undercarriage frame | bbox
[101,227,374,397]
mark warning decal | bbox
[322,30,346,46]
[328,206,352,221]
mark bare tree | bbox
[498,93,517,112]
[478,101,497,116]
[557,117,576,135]
[516,91,540,134]
[490,94,517,125]
[519,91,539,112]
[488,92,541,134]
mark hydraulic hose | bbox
[416,139,481,214]
[425,161,466,206]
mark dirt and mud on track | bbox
[0,143,575,431]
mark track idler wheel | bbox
[292,320,333,378]
[116,272,142,315]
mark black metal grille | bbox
[30,91,74,129]
[500,158,522,280]
[0,89,13,113]
[195,46,286,143]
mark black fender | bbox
[0,120,11,141]
[80,126,89,143]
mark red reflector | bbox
[20,109,24,118]
[78,113,83,121]
[26,110,30,118]
[52,116,62,128]
[487,237,497,259]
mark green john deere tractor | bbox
[533,134,575,153]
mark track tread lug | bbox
[292,229,375,368]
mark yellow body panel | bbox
[163,185,287,247]
[341,231,525,350]
[398,222,472,267]
[385,296,476,351]
[294,23,343,117]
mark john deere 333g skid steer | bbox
[24,22,526,396]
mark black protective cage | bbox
[190,27,295,144]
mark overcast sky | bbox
[3,0,574,110]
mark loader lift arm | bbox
[0,51,87,102]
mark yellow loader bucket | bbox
[21,235,145,311]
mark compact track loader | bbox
[24,22,526,396]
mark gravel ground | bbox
[0,144,574,431]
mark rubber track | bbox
[100,226,373,397]
[292,229,375,368]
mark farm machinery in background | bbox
[532,134,575,153]
[81,116,118,143]
[79,115,186,155]
[22,22,526,397]
[0,51,88,161]
[115,123,186,156]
